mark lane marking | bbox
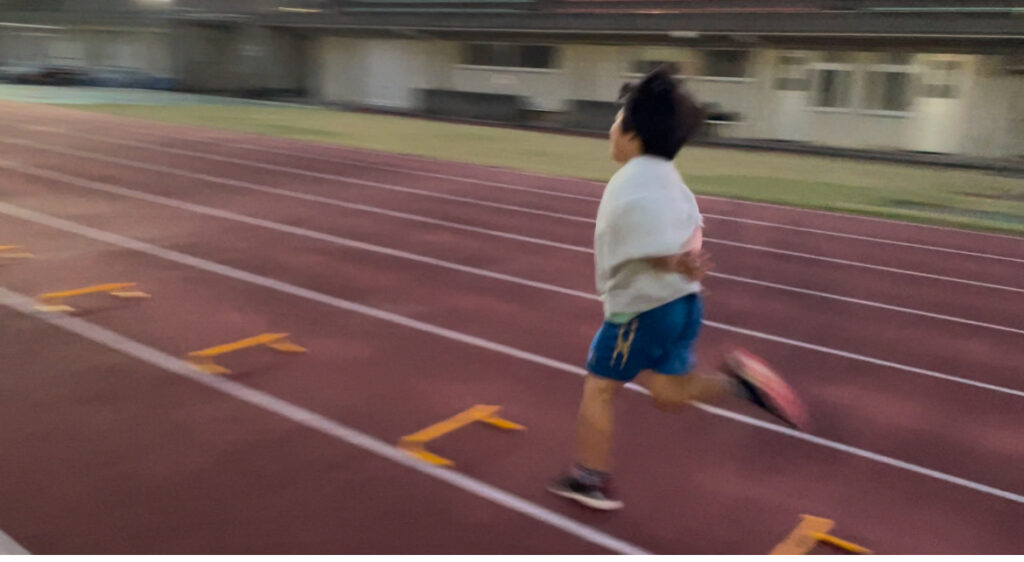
[700,214,1024,264]
[710,272,1024,336]
[9,114,1023,250]
[709,238,1024,294]
[0,286,650,555]
[0,529,29,555]
[3,166,1023,396]
[141,130,1024,264]
[698,194,1024,243]
[5,136,1021,294]
[7,136,597,224]
[4,142,594,253]
[4,140,1023,303]
[2,203,1024,508]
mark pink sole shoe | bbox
[724,348,810,431]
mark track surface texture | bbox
[1,101,1022,554]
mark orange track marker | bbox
[771,514,872,555]
[186,333,307,375]
[399,405,525,467]
[0,245,34,260]
[36,282,149,312]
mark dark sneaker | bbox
[547,474,624,511]
[723,348,810,431]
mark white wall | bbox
[960,55,1024,158]
[563,44,623,102]
[315,37,362,103]
[1007,75,1024,157]
[309,36,1019,158]
[315,37,451,108]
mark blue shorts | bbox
[585,294,703,382]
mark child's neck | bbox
[628,153,671,164]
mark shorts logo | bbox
[611,318,639,369]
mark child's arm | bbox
[649,226,710,280]
[650,250,711,281]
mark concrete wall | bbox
[0,28,173,76]
[450,58,568,112]
[174,25,239,91]
[564,45,623,103]
[1008,75,1024,158]
[175,25,305,93]
[234,26,307,92]
[0,24,305,93]
[0,31,53,66]
[314,37,450,108]
[960,55,1024,158]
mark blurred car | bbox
[13,65,89,86]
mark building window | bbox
[862,54,917,113]
[460,43,557,70]
[812,67,853,108]
[864,71,914,111]
[702,50,748,78]
[921,60,962,99]
[520,45,555,69]
[774,54,809,91]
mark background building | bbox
[1,0,1021,158]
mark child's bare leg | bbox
[576,374,625,472]
[634,369,735,413]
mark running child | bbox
[547,68,809,511]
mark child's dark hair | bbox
[618,67,704,160]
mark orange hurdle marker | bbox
[398,405,525,467]
[0,245,34,260]
[771,514,872,555]
[36,282,150,312]
[186,333,307,375]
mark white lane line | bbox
[701,214,1024,264]
[0,161,592,300]
[0,286,650,555]
[0,529,29,555]
[698,194,1024,242]
[213,135,603,202]
[709,273,1024,337]
[127,129,1024,265]
[4,156,1021,337]
[1,206,1023,509]
[709,238,1024,294]
[4,165,1024,396]
[701,320,1024,399]
[13,114,1022,253]
[3,136,595,224]
[4,136,1022,295]
[5,143,593,254]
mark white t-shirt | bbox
[594,155,703,320]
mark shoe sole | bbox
[727,349,809,430]
[546,485,625,511]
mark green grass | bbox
[69,103,1024,236]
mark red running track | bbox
[0,101,1022,554]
